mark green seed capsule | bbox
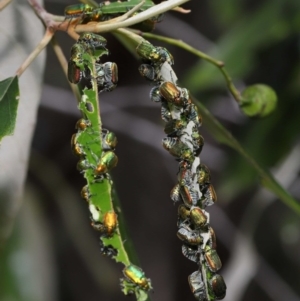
[177,226,202,246]
[209,274,226,300]
[159,82,183,106]
[190,206,207,229]
[204,245,222,272]
[123,265,151,291]
[94,151,118,175]
[188,271,206,301]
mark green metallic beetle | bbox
[64,0,162,31]
[81,185,90,202]
[94,151,118,176]
[76,118,92,132]
[177,225,202,246]
[188,270,206,301]
[71,133,85,157]
[182,244,199,263]
[91,211,118,237]
[102,129,118,150]
[122,264,152,291]
[162,137,195,163]
[204,245,222,273]
[190,206,208,229]
[208,274,226,300]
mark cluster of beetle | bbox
[136,41,226,300]
[68,32,152,296]
[64,0,162,32]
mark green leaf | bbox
[0,76,20,141]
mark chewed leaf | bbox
[0,76,20,141]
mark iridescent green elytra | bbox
[123,264,152,291]
[64,0,162,31]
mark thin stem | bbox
[0,0,11,11]
[139,32,242,103]
[75,0,191,33]
[51,37,82,103]
[16,29,54,77]
[192,96,300,216]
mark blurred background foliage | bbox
[1,0,300,301]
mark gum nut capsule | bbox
[209,274,226,300]
[204,246,222,272]
[188,271,206,301]
[95,151,118,175]
[190,206,208,229]
[159,82,183,106]
[123,265,151,290]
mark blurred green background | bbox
[1,0,300,301]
